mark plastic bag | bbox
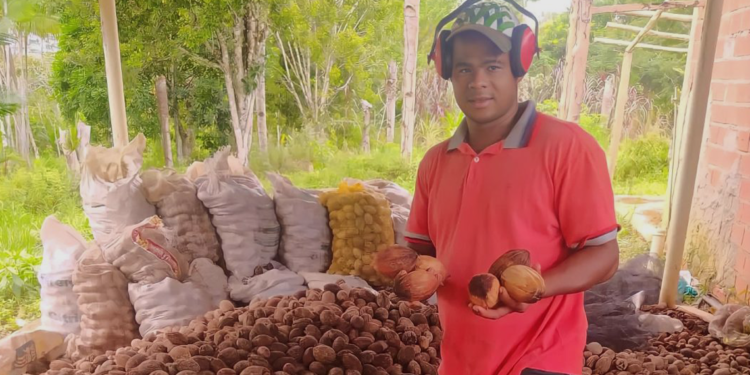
[298,272,376,294]
[103,216,189,284]
[319,182,395,287]
[79,133,156,252]
[345,178,411,246]
[196,148,280,278]
[128,278,214,337]
[38,216,87,336]
[140,168,221,263]
[268,173,331,273]
[228,261,307,303]
[69,245,139,360]
[187,258,229,309]
[708,304,750,347]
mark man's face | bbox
[450,32,521,126]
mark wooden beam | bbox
[558,0,593,123]
[592,1,703,15]
[606,22,691,41]
[607,51,634,178]
[594,37,689,53]
[623,10,694,22]
[627,10,664,51]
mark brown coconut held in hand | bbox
[488,249,531,279]
[415,255,448,284]
[500,265,545,304]
[468,273,500,308]
[372,245,418,278]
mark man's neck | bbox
[465,101,523,153]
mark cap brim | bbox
[446,24,513,53]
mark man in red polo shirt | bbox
[405,2,620,374]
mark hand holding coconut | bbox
[468,249,546,320]
[373,245,448,302]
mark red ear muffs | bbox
[510,24,537,78]
[435,30,452,80]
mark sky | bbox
[525,0,573,21]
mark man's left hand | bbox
[469,264,541,320]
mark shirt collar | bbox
[447,100,538,152]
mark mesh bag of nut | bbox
[69,244,139,360]
[140,168,221,264]
[319,181,395,287]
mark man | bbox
[404,2,620,374]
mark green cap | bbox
[446,1,521,53]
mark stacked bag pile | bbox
[34,133,415,367]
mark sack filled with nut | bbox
[196,148,280,280]
[267,172,332,273]
[319,181,396,287]
[227,260,307,303]
[140,168,220,263]
[345,178,412,247]
[128,278,214,337]
[38,216,87,336]
[103,215,189,284]
[79,133,156,252]
[187,258,228,309]
[69,244,139,360]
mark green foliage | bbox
[614,132,670,195]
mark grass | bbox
[0,109,668,336]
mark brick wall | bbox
[688,1,750,303]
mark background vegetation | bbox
[0,0,688,334]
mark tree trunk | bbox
[256,51,268,153]
[155,75,173,168]
[601,74,615,119]
[386,61,398,143]
[559,0,593,123]
[170,68,185,163]
[77,121,91,163]
[401,0,419,159]
[218,34,247,162]
[362,100,372,153]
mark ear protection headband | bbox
[427,0,540,79]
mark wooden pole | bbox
[626,10,664,52]
[606,50,634,178]
[623,10,694,22]
[605,22,691,41]
[386,61,398,144]
[99,0,128,147]
[660,0,722,307]
[362,100,372,154]
[592,1,703,14]
[401,0,419,159]
[594,38,689,53]
[559,0,593,123]
[662,7,703,232]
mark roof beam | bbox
[627,10,663,52]
[622,10,694,22]
[606,22,691,41]
[592,1,704,15]
[594,37,689,53]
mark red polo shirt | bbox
[405,101,618,375]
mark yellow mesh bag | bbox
[319,182,395,286]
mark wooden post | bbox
[601,74,615,119]
[559,0,593,123]
[606,50,633,178]
[662,6,704,231]
[155,75,173,168]
[362,100,372,154]
[660,0,722,307]
[386,61,398,144]
[99,0,128,147]
[401,0,419,159]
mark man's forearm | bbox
[541,240,619,298]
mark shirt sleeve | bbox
[405,158,432,245]
[555,131,619,250]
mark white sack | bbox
[80,133,155,251]
[390,205,410,247]
[187,258,228,308]
[228,261,306,303]
[196,148,280,278]
[38,216,87,336]
[298,272,376,294]
[104,216,189,284]
[128,278,213,337]
[267,173,331,273]
[141,168,221,263]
